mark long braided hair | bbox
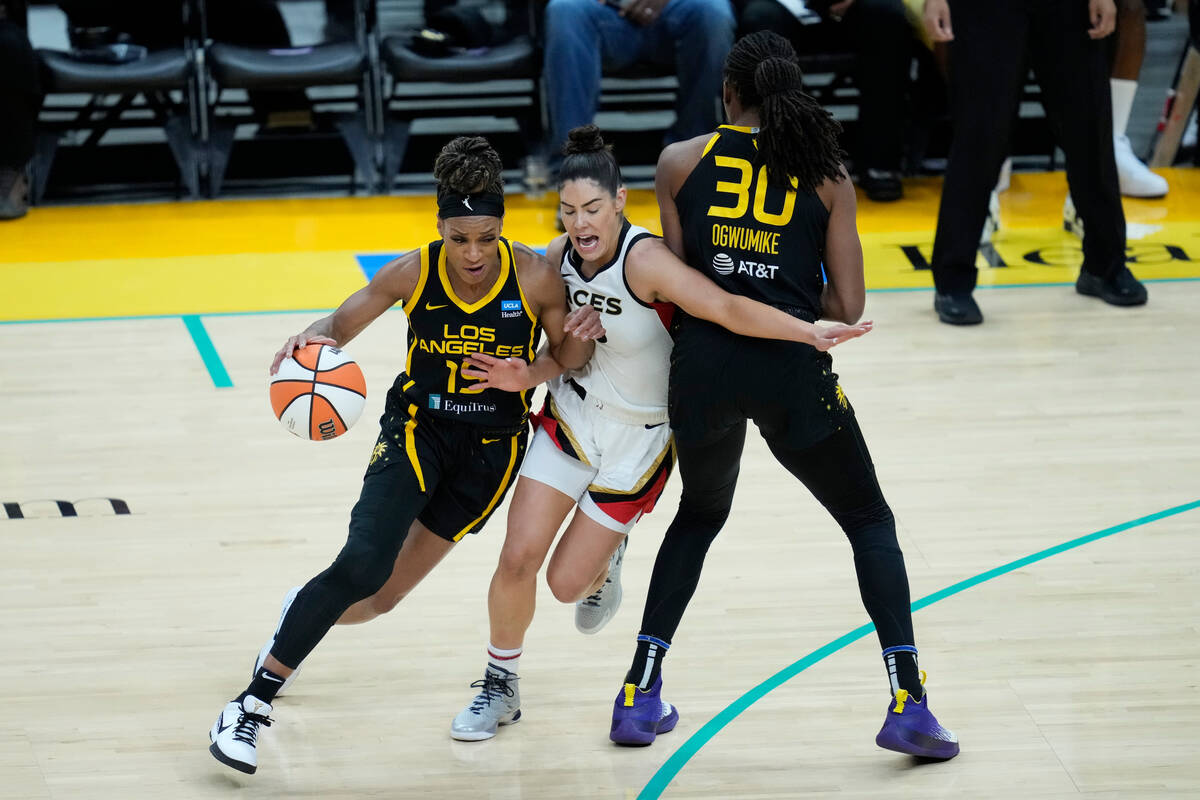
[723,31,846,191]
[433,136,505,201]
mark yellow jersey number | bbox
[706,155,796,227]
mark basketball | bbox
[270,344,367,440]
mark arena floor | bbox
[2,171,1198,798]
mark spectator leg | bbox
[657,0,735,143]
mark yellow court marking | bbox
[2,169,1197,322]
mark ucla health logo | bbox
[500,299,523,318]
[429,394,442,410]
[712,253,735,275]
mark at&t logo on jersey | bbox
[713,252,780,280]
[500,299,523,318]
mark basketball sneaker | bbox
[575,537,626,635]
[875,688,959,760]
[209,695,273,774]
[253,586,302,695]
[450,665,521,741]
[1114,134,1168,198]
[610,675,678,746]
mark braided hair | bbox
[723,31,846,191]
[558,124,622,196]
[433,136,505,202]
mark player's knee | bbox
[495,541,544,583]
[329,541,397,602]
[545,563,589,604]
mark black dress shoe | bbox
[862,169,903,202]
[1075,267,1148,306]
[934,292,983,325]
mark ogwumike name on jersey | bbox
[711,222,781,255]
[413,323,529,357]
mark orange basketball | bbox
[270,344,367,440]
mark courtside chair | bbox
[199,0,378,196]
[31,0,203,202]
[375,0,542,191]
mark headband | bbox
[437,190,505,218]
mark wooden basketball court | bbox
[2,169,1198,798]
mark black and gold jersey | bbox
[674,124,830,322]
[399,238,542,428]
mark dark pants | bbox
[0,18,38,169]
[931,0,1125,294]
[638,418,915,652]
[738,0,912,172]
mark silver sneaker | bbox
[253,586,302,695]
[575,537,625,635]
[450,666,521,741]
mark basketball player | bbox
[436,125,873,741]
[208,136,601,775]
[608,32,960,759]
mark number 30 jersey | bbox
[401,238,542,427]
[675,124,830,322]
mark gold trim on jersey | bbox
[401,245,432,315]
[588,436,674,496]
[451,433,520,541]
[403,402,426,492]
[438,238,511,314]
[700,132,721,158]
[549,395,593,467]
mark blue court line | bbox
[182,315,233,388]
[638,498,1200,800]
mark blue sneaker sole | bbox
[875,727,959,760]
[610,706,678,747]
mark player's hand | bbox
[828,0,855,21]
[270,333,337,375]
[922,0,953,41]
[563,305,606,341]
[1087,0,1116,38]
[811,320,873,352]
[461,352,534,392]
[621,0,669,27]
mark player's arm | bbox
[655,141,693,259]
[626,239,871,352]
[269,250,420,374]
[819,171,866,324]
[514,243,600,370]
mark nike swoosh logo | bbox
[217,720,234,734]
[482,438,500,444]
[262,674,284,683]
[425,302,448,311]
[645,422,666,429]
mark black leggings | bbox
[639,416,915,651]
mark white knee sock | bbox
[1111,78,1137,138]
[487,643,521,676]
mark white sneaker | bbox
[450,665,521,741]
[575,537,626,635]
[979,189,1001,245]
[253,586,302,695]
[209,695,273,774]
[1114,135,1168,197]
[1063,193,1084,240]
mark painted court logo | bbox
[500,299,523,318]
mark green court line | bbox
[3,277,1198,325]
[638,498,1200,799]
[182,315,233,388]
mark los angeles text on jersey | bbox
[414,324,527,357]
[712,222,781,255]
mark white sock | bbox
[1111,78,1137,138]
[487,643,521,676]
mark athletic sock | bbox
[882,645,923,698]
[624,634,670,690]
[241,666,287,705]
[487,643,522,676]
[1111,78,1137,137]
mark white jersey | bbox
[548,220,675,419]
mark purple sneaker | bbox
[610,676,679,746]
[875,689,959,760]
